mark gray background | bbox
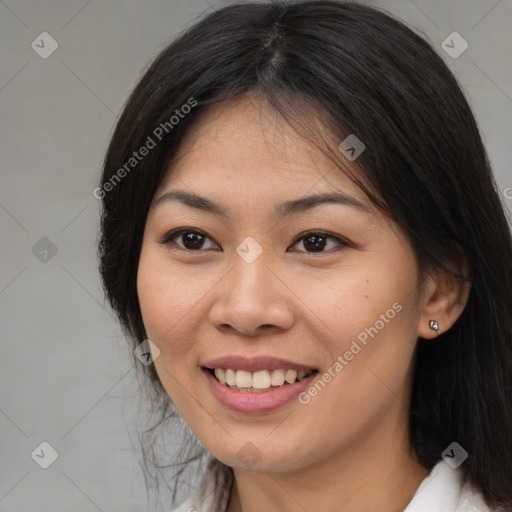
[0,0,511,511]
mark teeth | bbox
[270,369,285,386]
[214,368,226,385]
[235,370,253,388]
[211,368,313,391]
[285,370,298,384]
[297,370,307,381]
[252,370,271,389]
[225,369,236,386]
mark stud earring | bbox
[429,320,441,336]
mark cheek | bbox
[136,253,193,402]
[298,253,419,352]
[136,245,216,395]
[137,249,199,412]
[137,246,204,349]
[300,251,420,406]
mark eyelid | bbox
[158,227,351,253]
[158,227,221,249]
[288,230,351,252]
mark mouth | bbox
[204,367,319,393]
[200,355,320,413]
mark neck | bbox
[226,405,430,512]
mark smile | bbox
[201,364,319,414]
[208,368,316,392]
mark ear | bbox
[417,250,471,339]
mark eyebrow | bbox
[154,189,372,219]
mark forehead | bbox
[157,95,371,206]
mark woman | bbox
[97,1,512,511]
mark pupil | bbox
[180,233,327,252]
[182,232,204,250]
[304,234,326,252]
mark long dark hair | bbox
[98,1,512,509]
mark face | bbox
[137,95,425,474]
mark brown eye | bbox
[160,228,348,254]
[161,228,220,251]
[180,231,206,250]
[302,234,328,252]
[289,231,348,253]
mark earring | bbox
[429,320,441,336]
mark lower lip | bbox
[202,368,318,414]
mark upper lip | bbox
[201,356,317,372]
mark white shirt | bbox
[169,459,497,512]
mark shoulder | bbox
[404,460,501,512]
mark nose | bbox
[208,250,295,337]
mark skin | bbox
[137,94,470,512]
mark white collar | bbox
[170,460,493,512]
[403,460,492,511]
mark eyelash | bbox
[158,227,350,254]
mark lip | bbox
[202,367,319,414]
[201,355,316,372]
